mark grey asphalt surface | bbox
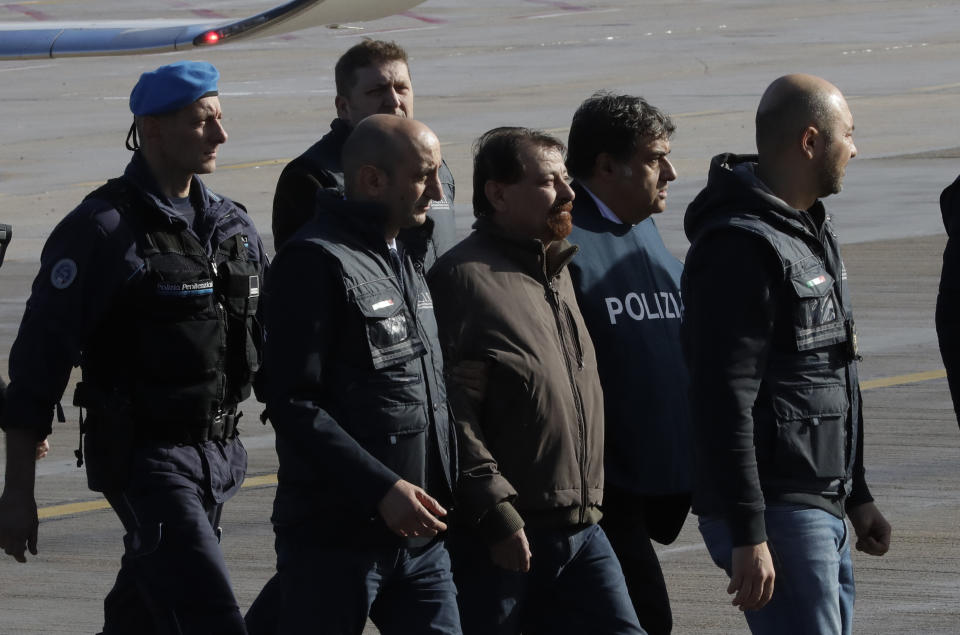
[1,0,960,633]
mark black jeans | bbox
[599,486,691,635]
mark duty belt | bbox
[136,410,243,445]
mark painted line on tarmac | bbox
[68,159,290,190]
[860,369,946,391]
[219,159,290,171]
[38,472,279,520]
[35,369,948,521]
[38,499,111,519]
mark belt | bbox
[136,410,242,445]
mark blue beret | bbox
[129,60,220,116]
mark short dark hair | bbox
[566,92,675,179]
[335,40,409,96]
[472,127,566,218]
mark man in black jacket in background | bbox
[271,39,456,259]
[682,74,890,635]
[935,176,960,426]
[258,114,460,634]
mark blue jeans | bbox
[450,523,646,635]
[274,527,461,635]
[699,505,854,635]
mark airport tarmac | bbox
[1,0,960,632]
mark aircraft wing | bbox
[0,0,424,60]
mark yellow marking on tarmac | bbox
[860,368,947,391]
[73,180,107,189]
[242,473,279,487]
[38,499,111,519]
[38,472,278,520]
[673,109,740,119]
[68,159,290,190]
[35,369,950,521]
[910,82,960,93]
[219,159,290,171]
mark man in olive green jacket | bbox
[428,127,645,635]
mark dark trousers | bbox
[101,468,246,634]
[599,487,691,635]
[273,526,461,635]
[450,523,646,635]
[936,290,960,426]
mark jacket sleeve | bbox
[682,229,780,547]
[2,203,137,439]
[264,244,400,515]
[845,387,874,510]
[271,160,337,252]
[251,231,270,403]
[427,264,523,544]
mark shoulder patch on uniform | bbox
[50,258,78,289]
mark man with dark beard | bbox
[428,127,645,635]
[682,74,890,634]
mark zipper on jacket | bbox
[547,277,589,525]
[816,221,856,476]
[210,257,228,406]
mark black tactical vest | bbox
[702,213,861,501]
[79,179,262,429]
[299,226,455,498]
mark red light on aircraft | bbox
[203,31,220,44]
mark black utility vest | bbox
[80,179,262,428]
[705,213,861,501]
[302,228,455,499]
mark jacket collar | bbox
[122,151,223,228]
[316,191,434,264]
[473,216,578,279]
[570,180,633,237]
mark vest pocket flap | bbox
[770,383,849,480]
[789,270,835,298]
[351,290,425,370]
[771,382,849,421]
[354,290,405,318]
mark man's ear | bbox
[356,164,386,197]
[140,115,163,145]
[800,125,820,160]
[484,180,507,214]
[593,152,621,181]
[334,95,350,123]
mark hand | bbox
[449,359,489,403]
[848,502,891,556]
[490,528,532,573]
[729,543,775,611]
[377,479,448,538]
[1,429,41,562]
[35,439,49,461]
[0,486,39,562]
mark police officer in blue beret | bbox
[0,60,268,634]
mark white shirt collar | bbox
[386,238,398,251]
[580,182,625,225]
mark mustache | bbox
[550,200,574,215]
